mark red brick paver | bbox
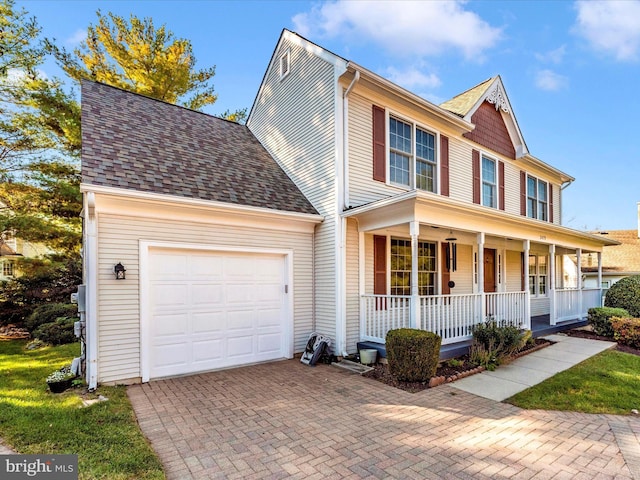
[127,360,640,479]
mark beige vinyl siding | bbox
[505,250,523,292]
[447,137,474,204]
[96,213,314,384]
[448,243,473,294]
[345,218,360,352]
[364,234,374,294]
[530,297,550,317]
[552,182,560,225]
[248,37,338,338]
[503,162,522,216]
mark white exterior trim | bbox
[139,240,295,383]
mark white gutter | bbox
[84,191,99,390]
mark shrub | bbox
[611,317,640,349]
[25,303,77,332]
[33,317,76,345]
[587,307,630,337]
[386,328,441,382]
[604,276,640,317]
[470,320,529,368]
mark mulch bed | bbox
[362,338,552,393]
[564,328,640,357]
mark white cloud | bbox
[385,66,441,90]
[2,68,48,84]
[534,69,568,91]
[574,0,640,61]
[535,45,566,64]
[292,0,502,60]
[65,28,86,46]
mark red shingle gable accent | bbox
[464,101,516,159]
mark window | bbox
[279,49,290,80]
[527,175,548,220]
[388,116,437,192]
[482,156,497,208]
[2,260,14,277]
[390,238,436,296]
[528,255,547,296]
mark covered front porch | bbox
[342,190,616,357]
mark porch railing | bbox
[361,291,528,345]
[554,288,601,324]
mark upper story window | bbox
[279,49,290,80]
[527,175,548,221]
[481,156,497,208]
[388,116,437,192]
[2,260,14,277]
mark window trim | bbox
[528,254,548,297]
[526,174,548,221]
[279,49,290,80]
[386,110,439,193]
[481,155,498,209]
[2,260,14,277]
[389,237,437,296]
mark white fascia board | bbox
[521,154,575,184]
[347,62,473,134]
[342,190,619,249]
[81,184,323,233]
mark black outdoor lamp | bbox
[114,262,126,280]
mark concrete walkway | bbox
[452,334,617,401]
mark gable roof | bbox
[439,77,494,117]
[582,230,640,273]
[81,80,318,215]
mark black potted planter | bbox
[47,379,72,393]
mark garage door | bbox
[147,248,287,379]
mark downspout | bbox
[338,70,360,357]
[85,192,99,390]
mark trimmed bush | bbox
[587,307,630,337]
[470,320,529,368]
[32,317,76,345]
[24,303,77,333]
[604,276,640,317]
[611,317,640,349]
[386,328,441,382]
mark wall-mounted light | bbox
[445,232,457,272]
[114,262,126,280]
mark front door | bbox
[484,248,496,293]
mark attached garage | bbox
[142,246,291,381]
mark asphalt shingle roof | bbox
[81,80,318,215]
[439,77,495,117]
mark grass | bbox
[507,349,640,415]
[0,339,164,480]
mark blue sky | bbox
[18,0,640,231]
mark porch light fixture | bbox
[114,262,126,280]
[445,233,458,273]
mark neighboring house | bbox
[81,29,616,387]
[0,231,21,281]
[582,228,640,290]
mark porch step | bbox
[532,318,587,338]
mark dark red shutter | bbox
[373,235,387,295]
[499,161,505,211]
[442,243,451,295]
[440,135,449,196]
[549,184,554,223]
[520,171,527,216]
[372,105,386,182]
[472,149,480,204]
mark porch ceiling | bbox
[342,191,619,252]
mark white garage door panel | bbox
[148,248,287,379]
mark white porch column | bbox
[577,248,583,318]
[410,221,420,329]
[549,244,556,326]
[477,232,485,322]
[597,252,603,306]
[523,240,531,330]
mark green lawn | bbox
[507,349,640,415]
[0,339,164,480]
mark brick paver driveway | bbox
[128,360,640,479]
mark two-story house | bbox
[247,29,616,358]
[80,29,615,387]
